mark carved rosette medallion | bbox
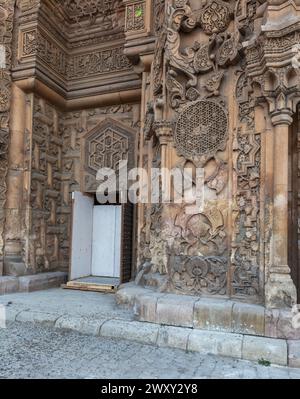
[200,0,231,35]
[174,99,228,159]
[169,255,228,295]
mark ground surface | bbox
[1,322,300,379]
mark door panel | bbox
[121,202,134,283]
[91,205,121,278]
[71,192,94,280]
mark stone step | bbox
[116,283,300,341]
[0,272,68,295]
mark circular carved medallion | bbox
[174,100,228,159]
[200,0,231,35]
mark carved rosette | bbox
[169,255,228,296]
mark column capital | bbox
[153,120,174,145]
[270,110,293,126]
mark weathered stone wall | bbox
[0,0,15,274]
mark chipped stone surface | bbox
[194,298,233,332]
[0,277,19,295]
[156,294,197,328]
[100,319,159,345]
[242,336,288,366]
[232,303,265,336]
[288,341,300,368]
[188,330,243,359]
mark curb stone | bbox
[4,309,298,368]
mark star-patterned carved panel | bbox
[83,118,136,192]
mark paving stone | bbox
[156,294,197,327]
[100,319,159,345]
[242,336,287,366]
[55,315,106,336]
[0,277,19,295]
[188,330,243,359]
[157,325,191,350]
[193,298,233,332]
[232,302,265,336]
[288,340,300,368]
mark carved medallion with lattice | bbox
[174,100,228,159]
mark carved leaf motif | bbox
[216,32,240,66]
[193,41,214,73]
[166,72,185,108]
[204,71,225,96]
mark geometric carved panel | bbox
[83,117,136,192]
[88,127,129,172]
[175,100,229,159]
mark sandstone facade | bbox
[0,0,300,321]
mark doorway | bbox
[68,192,133,291]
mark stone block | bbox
[156,294,197,328]
[232,302,265,336]
[55,315,106,336]
[242,336,287,366]
[193,298,233,332]
[265,309,300,340]
[115,283,150,308]
[16,311,61,327]
[188,330,243,359]
[134,292,164,323]
[100,319,159,345]
[0,276,19,295]
[157,326,191,350]
[18,272,68,293]
[288,340,300,368]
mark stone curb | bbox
[4,307,298,368]
[116,285,300,340]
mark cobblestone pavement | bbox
[1,322,300,379]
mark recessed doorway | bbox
[67,192,133,292]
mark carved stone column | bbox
[265,109,297,308]
[154,121,174,199]
[3,83,27,276]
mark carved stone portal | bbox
[1,0,300,311]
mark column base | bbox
[265,273,297,309]
[3,258,28,277]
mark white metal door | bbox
[91,205,122,278]
[71,192,94,280]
